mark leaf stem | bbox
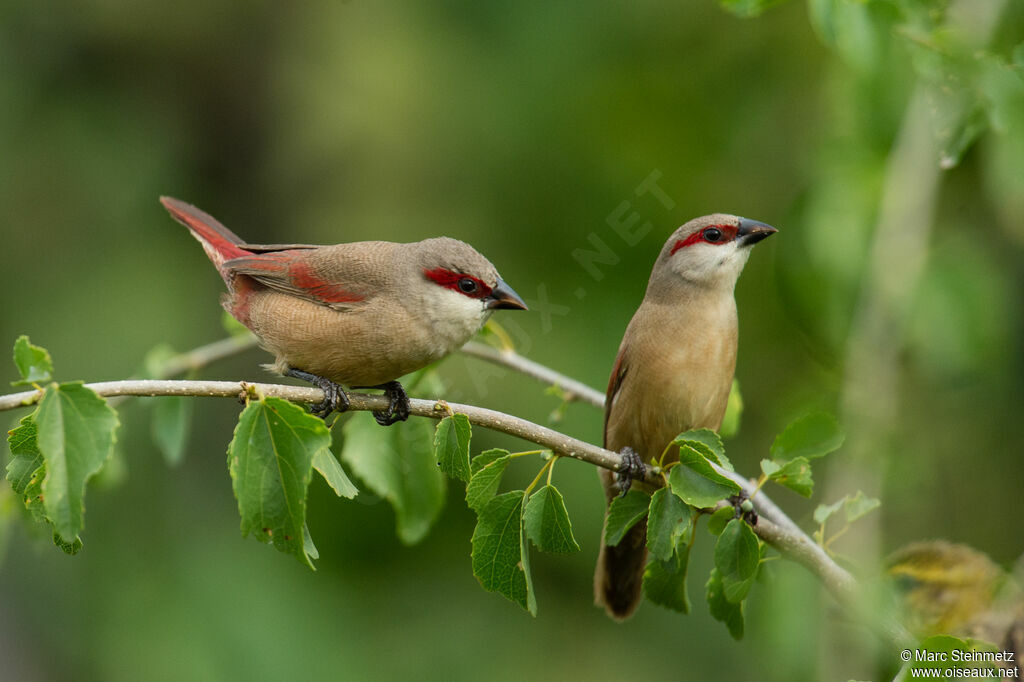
[509,449,547,459]
[525,458,556,497]
[750,473,769,499]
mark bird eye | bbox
[457,277,479,294]
[702,227,723,242]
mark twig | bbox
[106,334,261,407]
[0,379,640,480]
[0,376,865,620]
[154,334,259,377]
[460,341,606,409]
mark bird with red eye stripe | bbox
[595,213,776,619]
[160,197,527,426]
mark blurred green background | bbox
[2,0,1023,680]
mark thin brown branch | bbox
[460,341,606,409]
[154,334,259,377]
[2,332,912,644]
[106,334,261,407]
[0,376,866,620]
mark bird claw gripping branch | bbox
[367,381,411,426]
[287,368,350,418]
[616,446,645,497]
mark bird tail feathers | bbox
[594,516,648,620]
[160,197,250,280]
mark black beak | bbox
[486,278,528,310]
[737,218,778,246]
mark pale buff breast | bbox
[244,290,443,387]
[606,296,737,462]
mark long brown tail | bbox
[160,197,251,280]
[595,511,648,620]
[594,466,650,619]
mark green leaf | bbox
[717,0,791,19]
[227,397,326,568]
[7,413,38,456]
[604,489,651,547]
[21,462,48,523]
[707,506,736,536]
[35,382,119,541]
[52,530,82,555]
[719,379,743,439]
[769,413,844,462]
[6,414,42,494]
[761,456,814,497]
[813,497,845,526]
[471,448,510,475]
[844,491,881,523]
[6,415,48,525]
[520,509,537,617]
[466,454,511,512]
[673,429,732,471]
[646,488,692,562]
[11,336,53,386]
[524,485,579,554]
[471,491,536,614]
[643,545,692,613]
[302,524,319,561]
[340,412,445,545]
[433,414,472,483]
[707,568,745,640]
[6,450,42,497]
[312,448,358,499]
[668,445,740,508]
[151,395,192,467]
[714,519,760,603]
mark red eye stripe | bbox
[423,268,493,299]
[670,224,738,255]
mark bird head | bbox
[410,237,527,341]
[652,214,777,293]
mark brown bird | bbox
[595,214,777,619]
[161,197,527,425]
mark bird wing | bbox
[223,248,370,311]
[237,242,320,253]
[603,345,628,448]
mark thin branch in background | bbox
[106,334,260,407]
[0,374,904,645]
[460,341,606,409]
[0,335,913,647]
[155,334,259,378]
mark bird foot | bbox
[616,446,645,497]
[363,381,411,427]
[286,368,350,419]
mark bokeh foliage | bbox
[1,0,1022,680]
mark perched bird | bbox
[595,214,777,619]
[161,197,527,425]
